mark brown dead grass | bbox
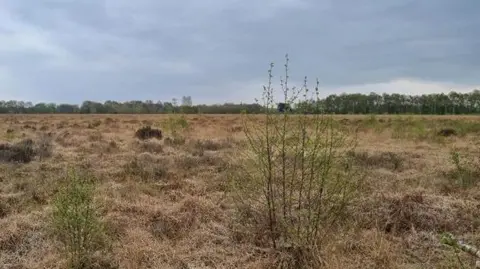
[1,114,480,268]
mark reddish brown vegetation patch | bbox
[0,139,35,163]
[135,126,163,140]
[437,128,457,137]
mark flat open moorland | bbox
[1,114,480,268]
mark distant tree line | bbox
[319,90,480,115]
[0,96,265,114]
[2,90,480,115]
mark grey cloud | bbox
[0,0,479,104]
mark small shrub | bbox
[232,55,361,267]
[163,115,189,135]
[0,139,36,163]
[445,150,480,189]
[135,126,163,140]
[108,140,118,149]
[51,167,107,269]
[438,128,457,137]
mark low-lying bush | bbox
[135,126,163,140]
[438,128,457,137]
[0,139,36,163]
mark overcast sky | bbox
[1,0,479,104]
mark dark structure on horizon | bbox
[277,103,293,113]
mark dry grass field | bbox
[1,113,480,268]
